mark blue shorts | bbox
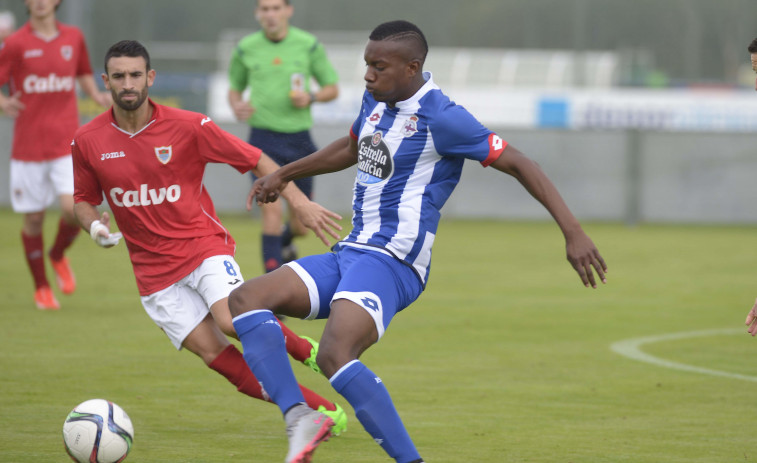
[284,246,423,339]
[248,128,316,198]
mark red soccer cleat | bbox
[34,286,60,310]
[50,256,76,295]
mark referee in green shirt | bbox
[228,0,339,273]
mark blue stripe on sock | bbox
[331,361,421,463]
[231,310,304,414]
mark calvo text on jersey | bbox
[109,184,181,208]
[357,132,394,185]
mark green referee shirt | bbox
[228,26,339,133]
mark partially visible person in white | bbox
[0,10,16,41]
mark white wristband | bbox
[90,220,122,247]
[90,220,107,241]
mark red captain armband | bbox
[481,133,507,167]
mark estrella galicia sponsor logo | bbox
[109,184,181,208]
[357,132,393,185]
[100,151,126,161]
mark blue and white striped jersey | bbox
[338,72,507,286]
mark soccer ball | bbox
[62,399,134,463]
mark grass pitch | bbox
[1,207,756,462]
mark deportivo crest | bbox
[154,146,172,164]
[60,45,73,61]
[401,115,419,137]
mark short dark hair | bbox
[749,38,757,54]
[104,40,151,73]
[369,20,428,63]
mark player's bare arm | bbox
[0,91,25,117]
[249,154,343,246]
[251,135,357,206]
[77,74,112,108]
[228,89,255,121]
[490,143,607,288]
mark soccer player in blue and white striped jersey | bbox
[229,20,608,463]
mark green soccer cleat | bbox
[318,403,348,437]
[301,335,323,375]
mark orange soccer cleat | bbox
[34,286,60,310]
[50,256,76,295]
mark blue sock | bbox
[231,310,304,415]
[331,361,421,463]
[261,234,283,273]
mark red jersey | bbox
[0,21,93,161]
[72,101,262,295]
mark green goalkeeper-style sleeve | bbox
[309,41,339,87]
[228,46,249,92]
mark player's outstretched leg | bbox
[232,310,334,460]
[331,360,423,463]
[208,343,345,429]
[231,310,306,412]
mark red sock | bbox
[21,231,48,289]
[208,344,335,411]
[48,218,81,261]
[300,387,335,411]
[277,318,313,363]
[209,344,269,401]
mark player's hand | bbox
[289,89,311,109]
[247,174,287,210]
[90,211,122,248]
[289,199,343,247]
[0,91,25,117]
[231,100,255,121]
[565,230,607,288]
[745,299,757,336]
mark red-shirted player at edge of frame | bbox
[71,40,349,445]
[0,0,111,310]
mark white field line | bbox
[610,328,757,382]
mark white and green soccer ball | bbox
[62,399,134,463]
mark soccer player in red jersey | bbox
[72,40,347,439]
[0,0,111,310]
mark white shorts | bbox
[10,156,74,213]
[139,255,244,350]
